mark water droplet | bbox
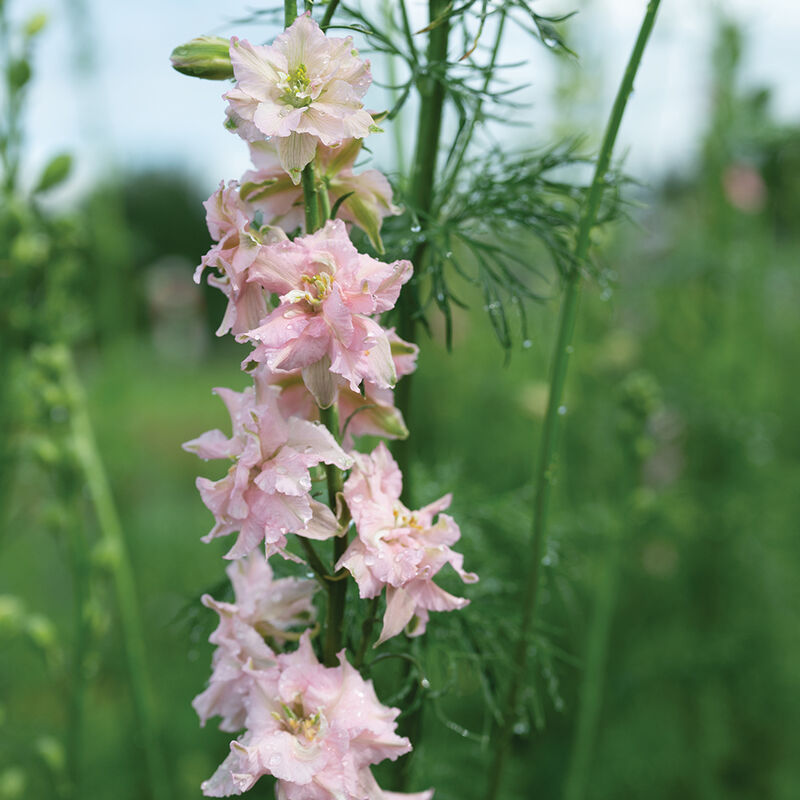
[543,37,557,48]
[410,223,421,233]
[600,288,612,302]
[420,678,431,689]
[566,345,574,354]
[512,720,529,735]
[444,251,453,259]
[558,405,567,415]
[522,339,532,349]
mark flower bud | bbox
[170,36,233,80]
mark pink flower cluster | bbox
[182,11,476,799]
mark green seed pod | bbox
[170,36,233,80]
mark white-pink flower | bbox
[183,372,352,559]
[258,330,418,446]
[202,632,415,798]
[337,443,478,645]
[193,553,316,732]
[195,180,286,336]
[242,139,400,250]
[243,219,412,405]
[224,13,373,183]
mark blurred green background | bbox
[2,4,800,800]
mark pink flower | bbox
[243,219,412,405]
[201,632,412,798]
[258,330,418,446]
[193,553,316,731]
[224,14,373,183]
[242,139,400,251]
[195,180,286,336]
[183,372,352,559]
[336,444,478,644]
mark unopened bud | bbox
[170,36,233,80]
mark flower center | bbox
[393,506,423,530]
[282,271,334,308]
[274,702,322,742]
[280,64,313,108]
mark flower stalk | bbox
[395,0,451,505]
[485,3,662,799]
[62,348,169,800]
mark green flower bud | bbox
[170,36,233,80]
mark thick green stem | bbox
[395,0,451,505]
[62,349,169,800]
[284,0,297,27]
[485,4,661,799]
[302,162,321,233]
[319,403,347,667]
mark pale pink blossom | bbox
[257,330,418,446]
[202,632,412,797]
[242,139,400,250]
[243,219,412,405]
[183,372,352,559]
[337,444,478,644]
[224,14,373,183]
[193,553,316,731]
[195,180,287,336]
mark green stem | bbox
[297,536,332,591]
[62,349,169,800]
[302,162,321,233]
[318,176,331,222]
[319,403,347,667]
[354,596,379,669]
[64,492,89,800]
[284,0,297,27]
[320,0,340,30]
[395,0,451,506]
[563,521,621,800]
[485,4,661,799]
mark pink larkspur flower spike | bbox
[183,375,352,559]
[336,443,478,645]
[193,552,316,732]
[201,632,413,798]
[243,219,412,405]
[224,14,373,184]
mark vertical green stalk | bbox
[395,0,451,505]
[300,145,347,667]
[485,4,661,799]
[64,492,89,800]
[319,403,347,667]
[302,162,321,232]
[61,349,169,800]
[562,522,621,800]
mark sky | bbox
[9,0,800,201]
